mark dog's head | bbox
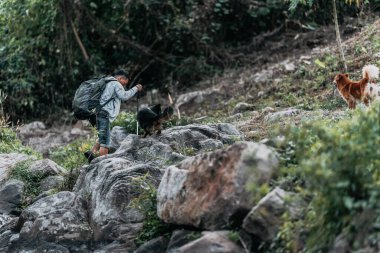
[159,106,174,122]
[333,73,349,85]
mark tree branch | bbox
[69,19,89,61]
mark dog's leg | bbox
[156,123,162,135]
[364,95,371,107]
[363,97,370,107]
[348,100,356,109]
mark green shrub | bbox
[277,103,380,252]
[130,174,172,246]
[50,137,94,190]
[112,112,142,135]
[0,126,40,157]
[50,137,93,171]
[9,160,45,207]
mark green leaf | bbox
[314,59,326,69]
[343,196,353,210]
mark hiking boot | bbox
[84,151,96,163]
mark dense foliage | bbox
[1,0,376,122]
[274,104,380,252]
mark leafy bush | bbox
[112,112,142,135]
[50,137,94,190]
[277,104,380,252]
[0,126,40,157]
[9,160,45,207]
[50,138,93,171]
[130,174,172,246]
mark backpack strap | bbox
[97,96,115,111]
[95,78,116,112]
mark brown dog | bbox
[334,65,379,109]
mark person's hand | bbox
[135,84,143,91]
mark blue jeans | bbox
[96,110,110,148]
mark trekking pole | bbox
[136,91,140,135]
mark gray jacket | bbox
[99,77,138,122]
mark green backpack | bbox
[72,76,115,120]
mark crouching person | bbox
[85,70,143,162]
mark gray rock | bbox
[329,234,350,253]
[227,113,244,122]
[242,187,304,241]
[74,158,163,252]
[252,69,273,83]
[27,159,66,177]
[260,135,287,148]
[232,102,255,115]
[199,139,224,151]
[264,108,302,123]
[172,231,244,253]
[93,241,135,253]
[175,89,223,114]
[167,230,202,252]
[109,124,243,167]
[110,126,129,151]
[134,236,169,253]
[261,107,275,114]
[283,61,296,72]
[0,214,18,253]
[0,179,24,215]
[18,122,90,156]
[39,175,64,192]
[17,121,46,138]
[257,91,265,97]
[10,191,92,252]
[0,230,12,251]
[0,153,32,185]
[0,214,18,251]
[157,142,279,230]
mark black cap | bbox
[113,69,129,79]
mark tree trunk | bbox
[332,0,348,72]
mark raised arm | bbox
[114,83,138,101]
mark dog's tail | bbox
[363,65,379,81]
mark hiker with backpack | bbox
[73,69,143,162]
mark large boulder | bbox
[9,191,92,252]
[108,124,243,167]
[157,141,279,230]
[0,179,24,215]
[74,158,163,252]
